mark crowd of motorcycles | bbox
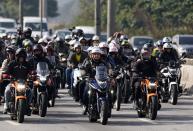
[0,27,186,125]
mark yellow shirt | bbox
[75,54,81,62]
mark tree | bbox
[74,0,193,38]
[0,0,58,20]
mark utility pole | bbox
[107,0,115,38]
[95,0,101,36]
[39,0,43,37]
[42,0,47,19]
[19,0,23,30]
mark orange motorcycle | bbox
[9,79,29,123]
[135,77,159,120]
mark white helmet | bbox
[109,46,118,53]
[162,37,172,43]
[11,34,17,39]
[65,35,72,40]
[38,38,45,44]
[87,46,93,53]
[92,35,100,41]
[91,47,102,54]
[109,40,120,49]
[74,42,81,49]
[69,39,77,46]
[99,42,109,48]
[163,43,172,49]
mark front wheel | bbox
[115,83,121,111]
[100,100,108,125]
[148,96,158,120]
[170,85,178,105]
[124,80,131,103]
[17,99,26,123]
[39,93,48,117]
[51,87,56,107]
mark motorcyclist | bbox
[33,34,40,45]
[16,27,35,48]
[0,46,15,102]
[159,43,179,64]
[130,48,159,106]
[120,40,135,62]
[99,42,109,61]
[107,46,124,69]
[3,48,32,115]
[29,44,53,72]
[79,37,89,52]
[92,35,100,47]
[28,44,53,108]
[159,42,182,93]
[0,40,6,66]
[81,47,111,115]
[55,36,69,55]
[66,43,87,89]
[152,40,164,59]
[23,39,33,61]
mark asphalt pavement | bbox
[0,89,193,131]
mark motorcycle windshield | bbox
[95,65,108,81]
[36,62,50,77]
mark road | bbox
[0,89,193,131]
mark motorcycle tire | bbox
[170,85,178,105]
[148,96,158,120]
[124,80,131,103]
[39,93,48,117]
[115,83,121,111]
[100,100,109,125]
[51,87,56,107]
[17,99,26,123]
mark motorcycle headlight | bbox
[98,81,108,90]
[169,69,177,76]
[148,83,157,90]
[17,84,26,92]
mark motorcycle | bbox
[111,65,131,111]
[9,78,29,123]
[72,65,86,102]
[58,53,67,89]
[160,59,185,105]
[134,77,159,120]
[88,65,110,125]
[33,62,50,117]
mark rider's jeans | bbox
[66,68,72,88]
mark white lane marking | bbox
[138,118,158,125]
[5,120,21,126]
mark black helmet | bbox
[23,27,32,36]
[6,46,15,54]
[15,48,27,58]
[72,29,84,38]
[77,29,84,37]
[33,44,43,53]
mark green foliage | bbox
[74,0,193,38]
[0,0,58,20]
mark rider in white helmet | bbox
[162,37,172,44]
[92,35,100,46]
[159,42,179,63]
[108,46,123,69]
